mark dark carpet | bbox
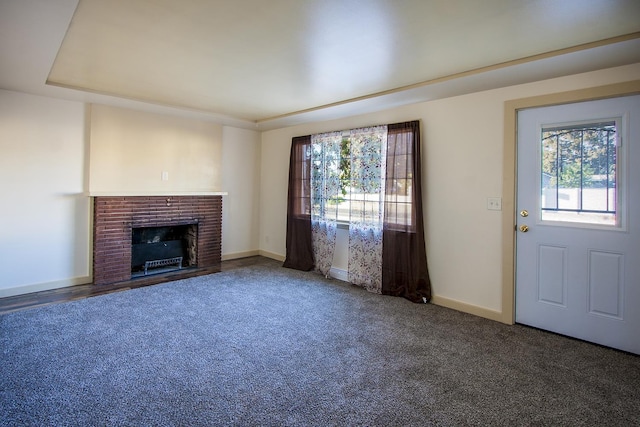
[1,259,639,426]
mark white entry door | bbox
[516,95,640,355]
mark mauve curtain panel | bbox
[382,121,432,302]
[283,135,315,271]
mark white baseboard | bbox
[430,295,505,323]
[0,275,92,298]
[222,250,260,261]
[258,250,285,262]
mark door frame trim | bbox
[501,80,640,324]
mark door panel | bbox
[537,244,567,306]
[516,95,639,354]
[588,250,624,319]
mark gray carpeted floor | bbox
[1,259,639,426]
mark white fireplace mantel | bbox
[88,191,228,197]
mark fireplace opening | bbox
[131,224,198,278]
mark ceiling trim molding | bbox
[45,79,257,126]
[256,32,640,124]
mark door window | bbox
[540,120,621,227]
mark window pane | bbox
[540,121,617,226]
[309,126,388,224]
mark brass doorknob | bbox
[519,225,529,233]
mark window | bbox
[311,126,387,224]
[540,120,619,226]
[285,120,430,302]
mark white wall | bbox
[259,63,640,318]
[89,104,223,193]
[0,92,262,297]
[0,90,90,296]
[2,63,638,305]
[221,126,261,258]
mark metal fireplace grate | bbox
[143,257,183,275]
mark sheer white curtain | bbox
[310,132,342,276]
[347,126,387,293]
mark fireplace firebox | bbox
[131,224,198,277]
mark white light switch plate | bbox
[487,197,502,211]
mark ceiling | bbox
[1,0,639,130]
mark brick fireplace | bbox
[93,195,222,285]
